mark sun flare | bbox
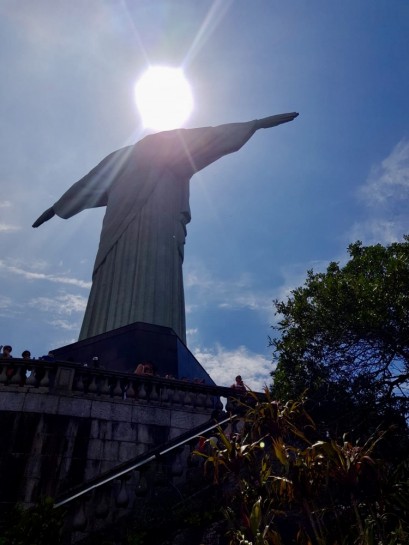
[135,66,194,131]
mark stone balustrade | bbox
[0,358,226,411]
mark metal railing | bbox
[53,413,237,508]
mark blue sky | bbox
[1,1,408,390]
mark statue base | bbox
[51,322,215,385]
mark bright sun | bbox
[135,66,194,131]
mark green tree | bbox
[271,238,409,439]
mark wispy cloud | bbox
[276,140,409,296]
[360,139,409,206]
[47,318,81,331]
[0,295,13,309]
[186,328,199,340]
[348,219,405,246]
[0,224,20,233]
[0,260,91,289]
[185,264,273,314]
[352,139,409,244]
[28,294,87,315]
[0,202,18,232]
[193,343,273,391]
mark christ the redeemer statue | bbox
[33,113,298,343]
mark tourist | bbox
[134,361,155,376]
[1,345,15,381]
[1,345,13,359]
[230,375,246,394]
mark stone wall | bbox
[0,359,224,541]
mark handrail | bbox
[53,413,238,509]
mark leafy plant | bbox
[199,395,409,545]
[0,497,64,545]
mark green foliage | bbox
[0,498,64,545]
[201,393,409,545]
[271,238,409,438]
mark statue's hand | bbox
[256,112,299,129]
[32,207,55,228]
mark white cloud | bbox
[193,343,273,392]
[360,139,409,206]
[28,294,87,315]
[185,303,199,315]
[0,260,91,289]
[48,318,80,331]
[52,335,80,348]
[0,295,12,309]
[218,292,270,311]
[0,224,20,233]
[348,219,405,246]
[185,263,273,314]
[186,328,199,342]
[22,259,51,272]
[353,139,409,244]
[0,201,11,208]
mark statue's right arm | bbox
[255,112,299,129]
[167,113,298,176]
[32,207,56,228]
[32,146,133,226]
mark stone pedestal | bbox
[51,322,215,385]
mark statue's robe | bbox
[52,121,258,343]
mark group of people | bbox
[132,360,206,383]
[1,345,55,361]
[133,364,247,393]
[1,345,248,393]
[1,345,30,360]
[0,345,53,383]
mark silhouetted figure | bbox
[231,375,246,394]
[1,345,12,359]
[40,351,55,362]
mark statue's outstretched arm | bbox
[168,112,299,176]
[256,112,299,129]
[32,207,55,228]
